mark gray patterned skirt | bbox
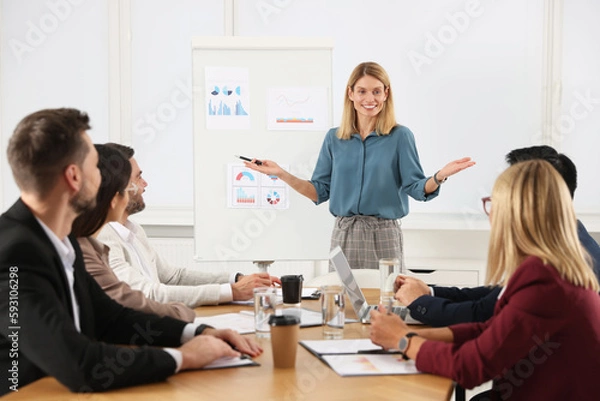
[329,215,404,271]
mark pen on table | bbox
[235,154,263,165]
[357,349,399,354]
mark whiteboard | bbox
[192,37,335,261]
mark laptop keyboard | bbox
[367,305,407,319]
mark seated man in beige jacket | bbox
[97,143,279,308]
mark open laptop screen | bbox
[329,246,369,318]
[329,246,421,325]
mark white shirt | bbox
[35,217,81,332]
[109,221,156,280]
[99,220,234,306]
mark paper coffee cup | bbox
[268,315,300,368]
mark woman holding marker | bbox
[244,61,474,270]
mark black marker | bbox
[357,349,400,354]
[235,155,263,165]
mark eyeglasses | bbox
[126,182,139,196]
[481,196,492,216]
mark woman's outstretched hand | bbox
[436,157,476,181]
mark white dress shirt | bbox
[98,220,235,307]
[35,217,81,332]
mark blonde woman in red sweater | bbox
[370,159,600,401]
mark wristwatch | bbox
[398,332,418,360]
[194,324,214,336]
[433,170,447,186]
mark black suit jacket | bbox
[0,199,187,395]
[407,285,501,327]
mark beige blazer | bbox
[78,236,196,322]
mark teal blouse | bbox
[310,125,439,219]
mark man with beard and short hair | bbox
[0,109,262,395]
[98,143,279,307]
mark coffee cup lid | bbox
[268,315,300,326]
[280,275,303,282]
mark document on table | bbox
[202,355,259,370]
[194,308,324,333]
[279,307,323,327]
[321,354,418,376]
[231,288,319,305]
[300,338,381,355]
[240,308,325,328]
[194,313,255,334]
[300,339,420,376]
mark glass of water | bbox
[379,258,400,306]
[320,285,345,339]
[253,287,277,338]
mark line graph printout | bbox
[205,67,251,130]
[267,87,329,131]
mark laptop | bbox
[330,246,422,325]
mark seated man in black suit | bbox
[397,145,600,327]
[0,108,262,396]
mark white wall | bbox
[1,0,110,206]
[560,0,600,214]
[130,0,224,208]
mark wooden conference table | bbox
[4,289,453,401]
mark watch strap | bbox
[399,332,419,360]
[194,324,214,336]
[433,170,447,186]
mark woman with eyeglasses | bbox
[71,144,197,322]
[369,160,600,400]
[244,61,475,271]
